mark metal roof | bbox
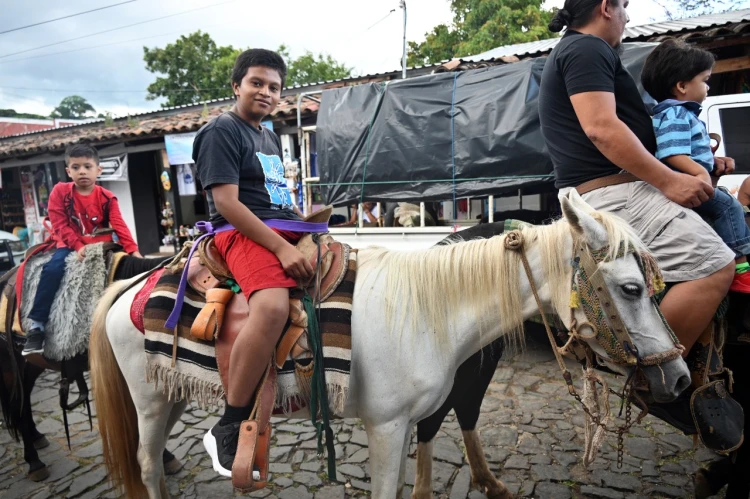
[465,8,750,61]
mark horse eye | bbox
[621,284,641,297]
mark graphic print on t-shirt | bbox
[256,152,292,209]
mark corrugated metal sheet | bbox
[624,8,750,38]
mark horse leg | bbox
[366,419,410,499]
[396,430,412,499]
[162,400,187,476]
[21,361,49,481]
[454,341,510,499]
[413,403,451,499]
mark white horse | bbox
[89,193,690,499]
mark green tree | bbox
[50,95,96,119]
[0,109,49,119]
[278,45,353,87]
[143,31,239,107]
[408,0,555,66]
[143,32,353,107]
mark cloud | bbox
[0,0,710,117]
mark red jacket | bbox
[47,182,139,254]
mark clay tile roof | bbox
[0,95,319,160]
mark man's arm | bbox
[211,184,312,281]
[569,91,713,208]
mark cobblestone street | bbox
[0,341,721,498]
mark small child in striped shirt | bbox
[642,39,750,293]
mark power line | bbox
[0,1,137,35]
[0,0,239,59]
[0,17,246,65]
[0,85,231,94]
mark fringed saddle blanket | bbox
[141,251,356,416]
[0,243,112,361]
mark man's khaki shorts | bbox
[559,181,734,283]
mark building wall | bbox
[99,180,137,244]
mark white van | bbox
[700,93,750,194]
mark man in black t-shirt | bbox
[538,0,734,356]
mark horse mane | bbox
[357,208,643,354]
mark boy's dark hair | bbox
[641,39,715,102]
[64,143,99,165]
[548,0,618,33]
[231,49,287,96]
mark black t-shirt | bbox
[193,112,299,224]
[538,31,656,188]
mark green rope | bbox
[225,279,241,294]
[302,293,337,481]
[310,175,554,188]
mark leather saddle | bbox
[183,206,349,491]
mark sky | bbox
[0,0,741,118]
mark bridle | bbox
[503,229,683,467]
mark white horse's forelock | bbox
[356,207,645,355]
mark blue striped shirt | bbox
[651,99,714,172]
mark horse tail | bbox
[89,278,146,499]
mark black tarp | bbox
[317,42,658,206]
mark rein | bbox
[503,229,682,467]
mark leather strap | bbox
[232,362,277,491]
[276,324,306,369]
[575,173,640,196]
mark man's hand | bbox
[660,171,714,208]
[131,251,143,258]
[713,156,736,177]
[274,242,313,281]
[696,170,712,186]
[77,246,86,261]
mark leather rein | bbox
[503,229,683,467]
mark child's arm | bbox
[107,196,142,257]
[663,155,712,185]
[47,186,84,252]
[211,184,313,281]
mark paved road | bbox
[0,342,722,498]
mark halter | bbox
[504,229,683,467]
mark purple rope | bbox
[164,218,328,329]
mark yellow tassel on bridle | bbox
[569,290,580,309]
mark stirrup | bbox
[232,361,277,492]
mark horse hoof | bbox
[694,468,721,499]
[33,435,50,450]
[27,463,49,482]
[164,457,183,475]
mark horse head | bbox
[559,191,690,403]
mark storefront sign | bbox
[164,133,197,166]
[164,120,274,166]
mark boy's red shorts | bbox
[213,229,301,300]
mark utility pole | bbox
[400,0,407,79]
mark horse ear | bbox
[567,189,596,213]
[561,194,608,250]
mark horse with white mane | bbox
[89,192,690,499]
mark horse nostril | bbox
[675,374,691,395]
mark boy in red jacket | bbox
[22,144,142,356]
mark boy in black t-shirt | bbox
[193,49,313,477]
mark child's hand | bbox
[77,246,86,261]
[275,243,313,281]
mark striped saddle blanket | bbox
[138,252,356,415]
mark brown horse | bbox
[0,250,174,482]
